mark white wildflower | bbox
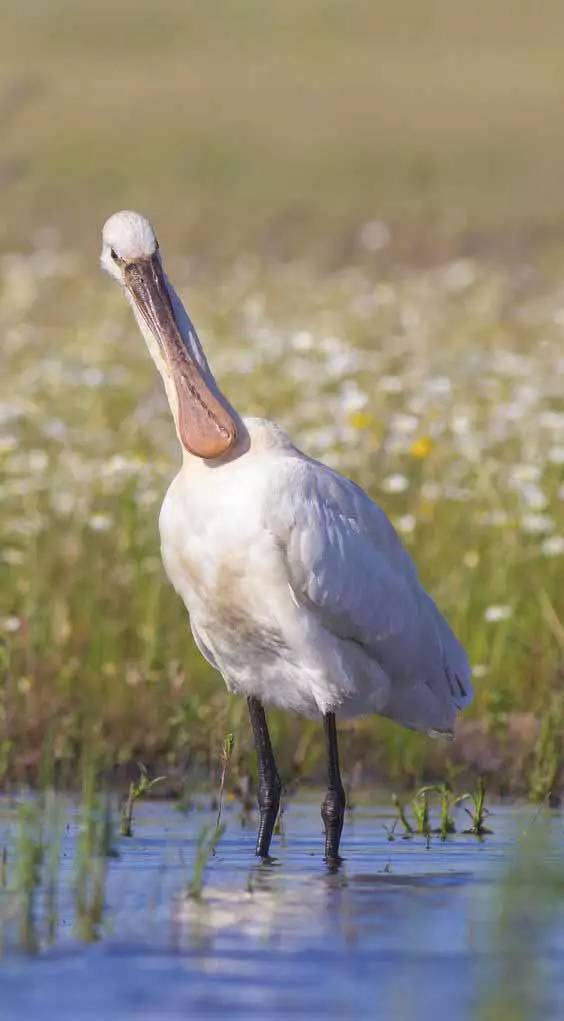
[142,556,161,573]
[27,449,48,473]
[484,605,513,623]
[339,382,368,413]
[538,411,564,430]
[138,489,159,507]
[426,376,452,396]
[291,330,313,352]
[451,414,472,436]
[301,427,336,453]
[83,368,104,388]
[87,513,113,532]
[521,514,554,534]
[390,413,419,436]
[373,283,396,306]
[9,517,45,537]
[479,510,509,527]
[358,220,390,252]
[351,292,379,318]
[320,336,345,354]
[125,666,142,688]
[492,351,531,378]
[42,419,68,441]
[379,375,403,394]
[101,455,143,479]
[0,616,21,632]
[548,446,564,465]
[0,402,25,426]
[441,259,477,291]
[382,474,409,494]
[541,535,564,557]
[2,549,25,565]
[444,485,472,502]
[400,305,421,331]
[463,551,480,569]
[324,349,361,377]
[496,401,525,422]
[514,384,539,408]
[396,514,416,534]
[507,464,541,486]
[51,492,76,515]
[421,481,441,501]
[519,483,547,511]
[472,664,489,678]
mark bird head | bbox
[101,210,237,460]
[101,210,159,282]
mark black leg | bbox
[247,696,281,858]
[321,712,346,863]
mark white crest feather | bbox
[102,210,157,261]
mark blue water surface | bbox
[1,796,563,1020]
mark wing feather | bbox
[267,456,473,724]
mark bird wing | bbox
[190,620,220,672]
[268,458,417,650]
[266,456,473,715]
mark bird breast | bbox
[158,459,293,656]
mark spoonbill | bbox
[101,210,473,862]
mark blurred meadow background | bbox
[1,0,564,798]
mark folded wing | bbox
[267,456,473,731]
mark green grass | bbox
[1,246,563,791]
[0,1,563,794]
[2,1,564,258]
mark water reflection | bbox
[1,798,564,1020]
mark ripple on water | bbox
[1,798,564,1020]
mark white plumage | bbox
[160,417,472,736]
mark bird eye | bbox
[110,247,119,262]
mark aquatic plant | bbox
[419,783,458,840]
[4,791,67,951]
[214,733,234,836]
[388,793,414,838]
[41,789,65,945]
[120,763,166,838]
[73,768,116,942]
[14,801,44,952]
[411,789,432,839]
[528,693,563,805]
[186,822,226,901]
[460,777,493,836]
[476,812,561,1020]
[388,781,494,841]
[183,736,232,898]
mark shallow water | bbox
[1,796,564,1020]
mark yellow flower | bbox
[418,500,435,521]
[348,410,376,431]
[410,435,433,459]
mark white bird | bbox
[101,210,473,862]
